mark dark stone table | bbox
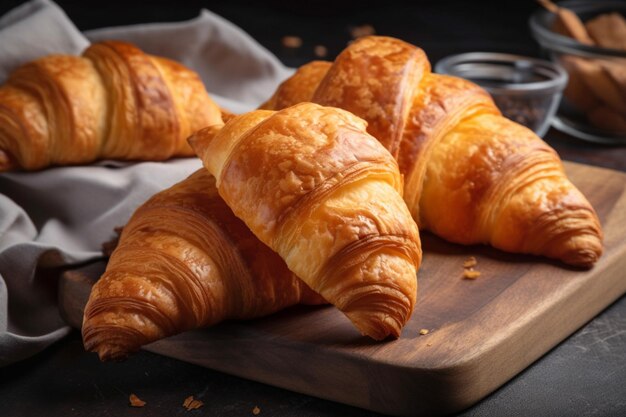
[1,1,625,416]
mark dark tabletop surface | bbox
[1,1,625,416]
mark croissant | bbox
[82,169,324,361]
[0,40,222,171]
[188,102,422,340]
[261,36,603,268]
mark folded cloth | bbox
[0,0,292,366]
[0,0,88,82]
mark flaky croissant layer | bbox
[82,169,324,361]
[0,41,222,171]
[189,102,422,340]
[261,36,603,268]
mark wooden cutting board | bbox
[59,161,626,417]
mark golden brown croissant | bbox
[188,102,422,340]
[82,169,324,361]
[261,36,603,268]
[0,41,222,171]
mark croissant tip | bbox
[83,330,136,362]
[220,108,237,124]
[187,124,224,157]
[555,231,604,269]
[563,248,602,269]
[91,343,133,362]
[346,309,404,341]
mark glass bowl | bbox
[530,0,626,144]
[435,52,568,138]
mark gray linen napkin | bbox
[0,0,292,366]
[0,0,88,81]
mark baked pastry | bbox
[261,36,603,268]
[189,102,422,340]
[82,169,324,361]
[0,41,222,171]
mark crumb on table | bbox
[183,395,204,411]
[129,393,146,407]
[314,45,328,57]
[282,36,302,48]
[350,24,376,38]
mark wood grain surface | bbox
[59,161,626,417]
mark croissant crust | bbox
[82,169,324,361]
[262,36,603,267]
[189,102,422,340]
[0,41,222,171]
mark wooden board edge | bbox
[56,162,626,417]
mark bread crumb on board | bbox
[253,405,261,415]
[463,256,481,279]
[129,393,146,407]
[463,256,477,268]
[282,36,302,48]
[183,395,204,410]
[463,269,481,280]
[419,329,429,335]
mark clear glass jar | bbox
[435,52,568,138]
